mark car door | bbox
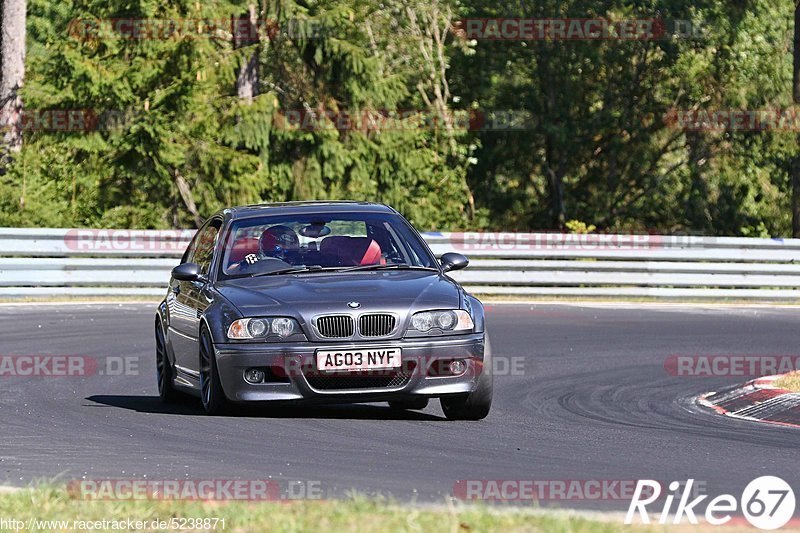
[169,219,221,374]
[166,230,200,377]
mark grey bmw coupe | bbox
[155,201,491,419]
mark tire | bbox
[199,325,231,415]
[440,334,493,420]
[156,321,179,403]
[388,398,429,410]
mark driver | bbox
[258,225,300,260]
[233,225,300,271]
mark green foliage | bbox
[565,220,596,234]
[3,0,473,230]
[0,0,797,236]
[451,0,796,235]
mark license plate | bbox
[316,348,402,372]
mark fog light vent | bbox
[448,360,467,375]
[244,368,266,384]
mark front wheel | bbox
[440,335,493,420]
[199,326,231,415]
[156,321,179,403]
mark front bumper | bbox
[214,333,486,403]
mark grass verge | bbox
[774,371,800,392]
[0,485,637,533]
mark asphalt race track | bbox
[0,302,798,511]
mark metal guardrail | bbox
[1,228,800,300]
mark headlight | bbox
[227,317,300,340]
[248,318,269,337]
[409,310,473,333]
[271,317,295,337]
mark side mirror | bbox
[172,262,205,282]
[440,252,469,273]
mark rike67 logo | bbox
[625,476,796,530]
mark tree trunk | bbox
[174,169,203,228]
[234,4,259,103]
[794,3,800,103]
[792,2,800,236]
[793,144,800,237]
[0,0,26,164]
[546,164,565,230]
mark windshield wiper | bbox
[249,265,332,278]
[338,264,438,273]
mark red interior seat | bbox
[320,236,384,265]
[360,239,384,265]
[228,236,259,265]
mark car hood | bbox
[216,270,462,319]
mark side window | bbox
[182,231,200,264]
[193,222,221,276]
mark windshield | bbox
[218,212,437,279]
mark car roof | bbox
[220,201,398,220]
